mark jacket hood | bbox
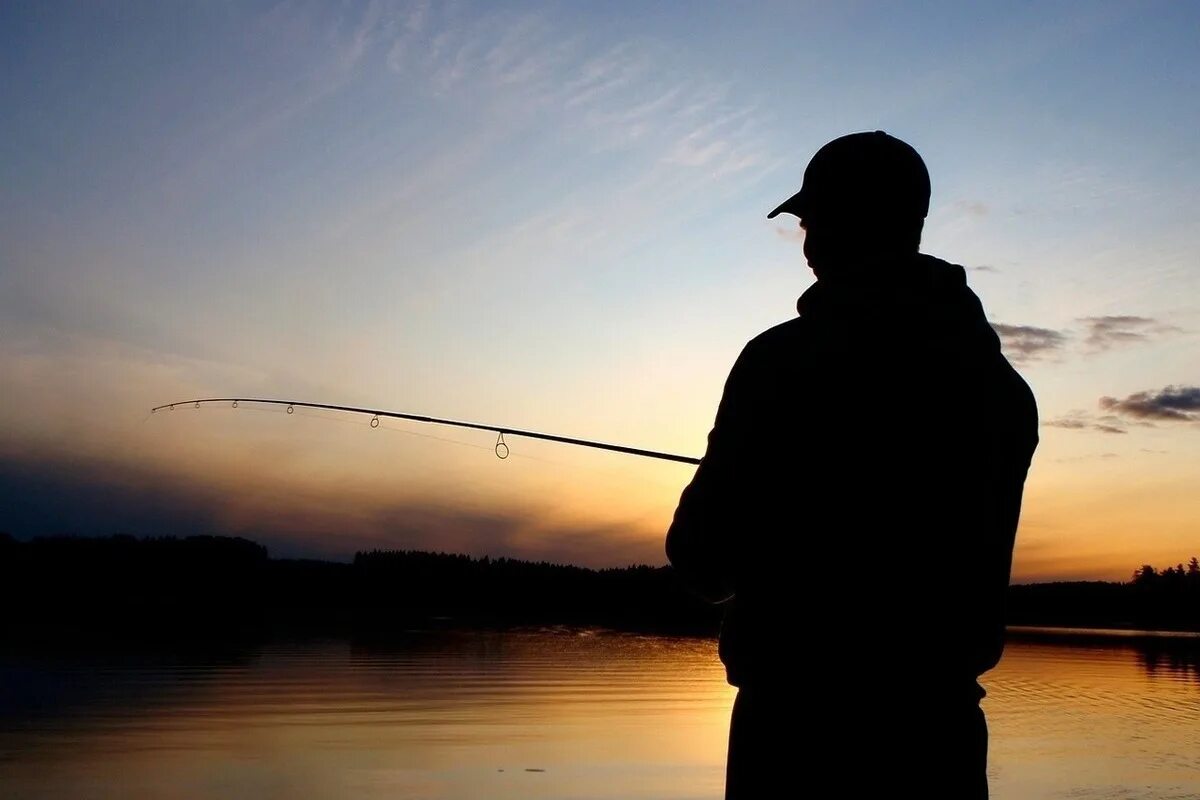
[795,253,1002,354]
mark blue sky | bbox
[2,1,1198,578]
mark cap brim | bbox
[766,189,804,220]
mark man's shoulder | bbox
[722,318,810,391]
[744,316,808,354]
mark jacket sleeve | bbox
[665,339,762,603]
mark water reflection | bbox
[1007,626,1200,683]
[1140,642,1200,682]
[0,644,257,723]
[1,630,732,800]
[987,630,1200,800]
[1,629,1197,800]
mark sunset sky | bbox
[2,1,1197,581]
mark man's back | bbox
[667,252,1038,794]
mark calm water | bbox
[1,629,1198,799]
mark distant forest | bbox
[1007,559,1200,631]
[0,533,718,640]
[2,533,1198,640]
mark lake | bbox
[1,628,1197,799]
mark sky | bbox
[2,1,1198,581]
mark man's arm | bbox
[665,340,762,603]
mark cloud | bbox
[1099,385,1200,422]
[967,265,1000,273]
[954,200,989,217]
[1052,452,1121,463]
[1043,411,1127,434]
[990,323,1069,364]
[1044,418,1088,430]
[1078,315,1182,352]
[380,6,772,180]
[773,226,805,243]
[970,316,1179,367]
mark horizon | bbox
[8,530,1198,586]
[3,2,1199,582]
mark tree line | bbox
[0,533,719,639]
[2,533,1197,639]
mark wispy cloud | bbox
[1078,315,1182,352]
[1100,385,1200,422]
[379,6,772,180]
[1053,452,1121,463]
[563,41,654,108]
[990,322,1069,364]
[987,316,1181,366]
[1043,411,1128,434]
[773,226,805,243]
[955,200,989,217]
[354,8,780,288]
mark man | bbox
[666,131,1038,798]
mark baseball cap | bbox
[767,131,931,221]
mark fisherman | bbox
[666,131,1038,798]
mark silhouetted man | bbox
[666,131,1038,799]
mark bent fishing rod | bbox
[151,398,702,466]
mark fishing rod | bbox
[151,398,702,466]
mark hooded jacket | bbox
[666,253,1038,694]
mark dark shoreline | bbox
[3,533,1198,641]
